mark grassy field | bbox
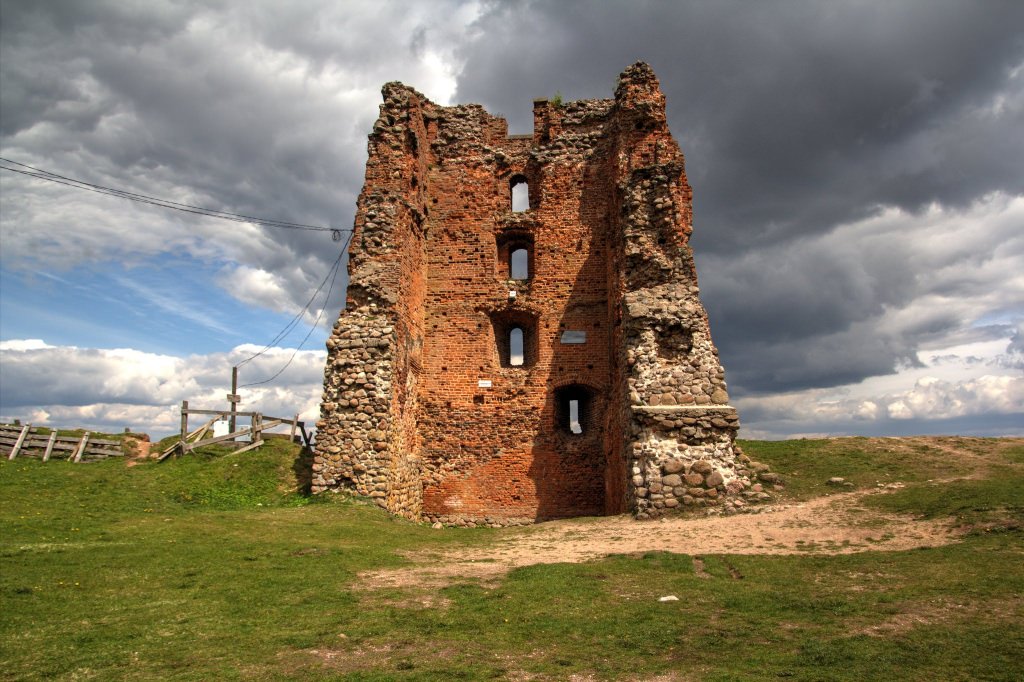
[1,436,1022,680]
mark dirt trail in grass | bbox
[360,435,1024,590]
[361,486,959,589]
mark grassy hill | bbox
[1,437,1022,680]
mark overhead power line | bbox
[238,229,354,389]
[0,157,349,235]
[1,156,356,389]
[237,238,348,370]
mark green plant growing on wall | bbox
[551,91,564,108]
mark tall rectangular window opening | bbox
[510,328,524,366]
[569,399,582,434]
[510,248,529,279]
[511,176,529,212]
[490,312,537,368]
[496,232,534,281]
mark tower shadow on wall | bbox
[527,142,617,523]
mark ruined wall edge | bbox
[313,84,431,518]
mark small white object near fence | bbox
[212,420,230,438]
[157,401,312,461]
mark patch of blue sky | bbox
[743,412,1024,440]
[848,413,1024,438]
[0,257,329,356]
[970,306,1024,329]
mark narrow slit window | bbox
[569,399,582,434]
[511,178,529,212]
[509,327,524,366]
[555,384,594,436]
[510,248,529,279]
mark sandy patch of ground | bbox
[360,486,961,590]
[854,594,1023,637]
[124,437,152,466]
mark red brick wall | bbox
[316,63,749,525]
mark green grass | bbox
[739,436,1013,499]
[868,466,1024,529]
[2,437,1023,680]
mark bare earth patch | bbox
[853,594,1024,637]
[360,486,962,590]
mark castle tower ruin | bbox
[314,63,750,525]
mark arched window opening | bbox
[490,311,538,368]
[510,248,529,280]
[496,232,534,281]
[509,328,524,366]
[510,176,529,212]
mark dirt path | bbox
[361,485,961,590]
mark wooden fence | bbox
[1,424,125,462]
[158,401,312,461]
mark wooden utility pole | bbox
[179,400,189,454]
[227,366,240,437]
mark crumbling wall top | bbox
[316,62,751,526]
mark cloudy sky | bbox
[1,0,1022,440]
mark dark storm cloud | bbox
[1004,323,1024,370]
[0,0,364,221]
[0,0,444,320]
[706,194,1024,393]
[457,1,1024,248]
[454,0,1024,393]
[2,0,1022,411]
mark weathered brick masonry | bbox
[315,63,762,525]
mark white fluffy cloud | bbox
[0,0,482,316]
[3,2,1022,440]
[736,330,1024,439]
[0,340,325,439]
[885,375,1023,421]
[706,192,1024,393]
